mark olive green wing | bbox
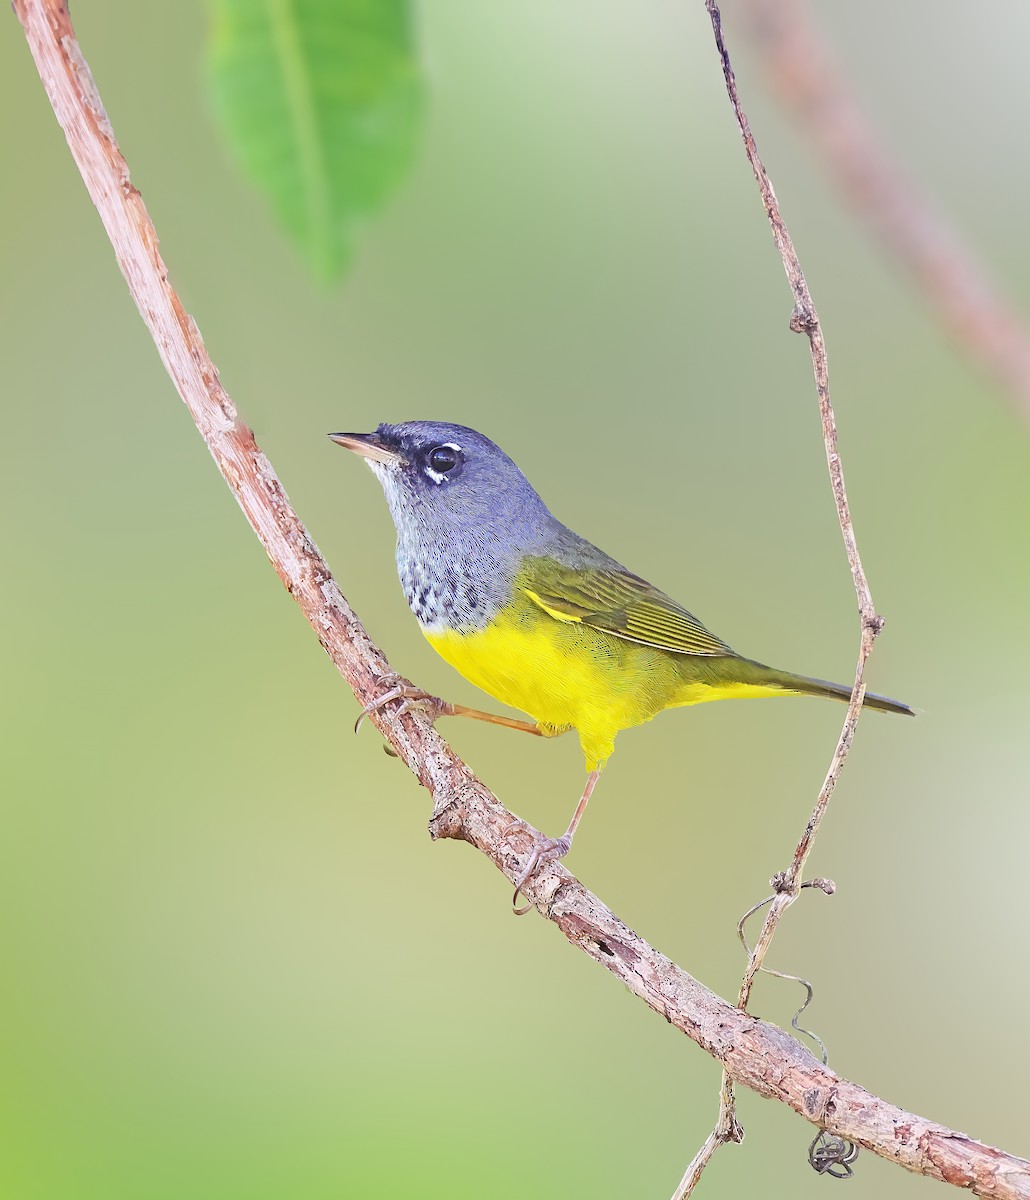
[520,557,735,657]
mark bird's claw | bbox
[512,833,572,916]
[501,816,530,841]
[354,676,455,734]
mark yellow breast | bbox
[424,593,688,769]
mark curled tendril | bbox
[737,879,836,1064]
[809,1131,860,1179]
[738,879,859,1179]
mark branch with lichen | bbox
[12,1,1030,1197]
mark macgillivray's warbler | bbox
[330,421,912,912]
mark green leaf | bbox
[207,0,423,280]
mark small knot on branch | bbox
[768,873,836,898]
[427,784,473,842]
[718,1112,746,1145]
[789,303,818,334]
[863,612,886,636]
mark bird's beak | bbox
[327,431,407,466]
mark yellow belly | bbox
[423,596,757,770]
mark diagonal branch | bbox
[12,2,1030,1198]
[736,0,1030,425]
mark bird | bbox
[329,421,912,912]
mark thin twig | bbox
[673,1129,726,1199]
[674,4,887,1193]
[13,3,1030,1198]
[737,0,1030,425]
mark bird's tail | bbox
[735,659,915,717]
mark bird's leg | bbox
[355,674,543,737]
[512,768,601,916]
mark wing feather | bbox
[521,559,734,657]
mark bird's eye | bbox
[426,443,462,477]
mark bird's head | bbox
[329,421,550,547]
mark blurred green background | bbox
[2,2,1029,1197]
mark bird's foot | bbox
[512,832,572,916]
[354,675,456,735]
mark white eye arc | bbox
[424,442,463,484]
